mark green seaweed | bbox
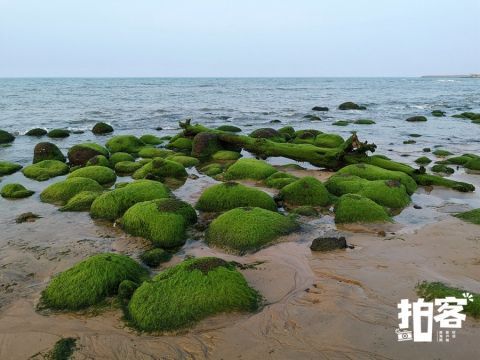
[224,158,277,181]
[41,177,104,205]
[279,176,332,207]
[22,160,69,181]
[334,194,392,224]
[0,183,34,199]
[68,165,117,185]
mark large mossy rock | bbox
[47,129,70,138]
[0,161,22,176]
[22,160,69,181]
[336,163,417,195]
[196,182,277,212]
[90,180,170,221]
[1,183,34,199]
[249,128,284,142]
[127,257,260,332]
[264,172,298,189]
[224,158,277,181]
[86,154,111,168]
[279,176,331,207]
[67,143,109,166]
[166,155,200,168]
[59,191,102,212]
[68,165,117,185]
[25,128,47,136]
[121,198,197,248]
[40,253,147,310]
[325,175,411,209]
[132,158,187,181]
[314,133,344,148]
[33,142,66,163]
[138,147,173,158]
[216,125,242,132]
[91,122,114,135]
[40,177,103,205]
[338,102,366,110]
[334,194,392,224]
[0,129,15,144]
[109,152,135,165]
[465,157,480,171]
[191,133,222,159]
[166,137,193,152]
[106,135,145,154]
[211,150,242,161]
[206,207,299,254]
[115,161,144,175]
[140,134,163,145]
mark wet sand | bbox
[0,168,479,359]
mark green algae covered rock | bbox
[138,147,173,159]
[166,155,200,168]
[332,120,351,126]
[140,248,172,267]
[334,194,392,224]
[431,164,454,174]
[216,125,242,132]
[114,161,144,175]
[465,157,480,171]
[414,174,475,192]
[431,110,446,117]
[415,156,432,165]
[196,182,277,212]
[140,134,163,145]
[1,183,34,199]
[132,158,187,180]
[106,135,145,154]
[199,163,223,176]
[212,150,242,161]
[86,155,111,168]
[279,176,331,207]
[109,152,135,165]
[314,133,344,148]
[40,253,147,311]
[33,142,66,163]
[249,128,285,142]
[47,129,70,138]
[336,163,417,195]
[455,209,480,225]
[121,198,197,248]
[206,207,299,254]
[68,165,117,185]
[166,137,193,151]
[92,122,113,135]
[406,116,427,122]
[127,257,260,332]
[25,128,47,136]
[325,175,411,209]
[90,180,170,221]
[354,119,376,125]
[432,149,453,157]
[446,154,476,165]
[264,171,298,189]
[338,102,366,110]
[224,158,277,181]
[68,143,109,166]
[0,161,22,176]
[40,177,103,205]
[291,205,319,216]
[0,129,15,144]
[22,160,69,181]
[59,191,102,212]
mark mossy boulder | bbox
[68,166,117,185]
[106,135,145,154]
[206,207,299,254]
[325,175,411,209]
[166,155,200,168]
[114,161,144,175]
[415,156,432,165]
[279,176,331,207]
[354,119,375,125]
[291,206,319,216]
[86,155,111,168]
[109,152,135,165]
[431,164,454,174]
[22,160,69,181]
[0,129,15,144]
[455,208,480,225]
[403,140,416,144]
[40,253,147,310]
[465,157,480,171]
[191,133,222,159]
[406,116,427,122]
[25,128,47,136]
[264,171,298,189]
[224,158,277,181]
[138,147,173,159]
[278,126,295,139]
[90,180,170,221]
[432,149,453,157]
[338,102,366,110]
[1,183,34,199]
[33,142,66,163]
[67,143,109,166]
[166,137,193,152]
[40,177,103,205]
[196,182,277,212]
[332,120,351,126]
[249,128,284,142]
[431,110,446,117]
[334,194,392,224]
[140,134,163,145]
[199,163,223,176]
[212,150,242,161]
[127,257,260,332]
[0,161,22,176]
[59,191,102,211]
[92,122,114,135]
[132,158,188,181]
[118,280,139,301]
[140,248,172,267]
[47,129,70,138]
[304,114,321,121]
[336,163,417,195]
[452,112,480,120]
[314,133,344,148]
[446,154,476,165]
[217,125,242,132]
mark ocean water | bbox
[1,77,480,212]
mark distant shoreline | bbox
[422,74,480,78]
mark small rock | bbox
[310,236,347,252]
[413,204,422,209]
[189,174,199,180]
[312,106,329,111]
[377,230,386,237]
[15,212,41,223]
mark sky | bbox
[0,0,479,77]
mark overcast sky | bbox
[0,0,479,77]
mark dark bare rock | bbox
[16,212,41,223]
[33,142,66,163]
[312,106,329,111]
[310,236,347,251]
